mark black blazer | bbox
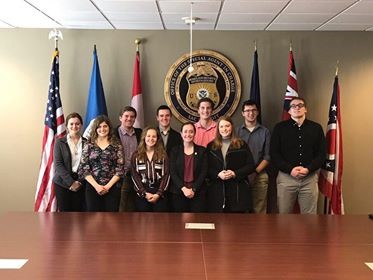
[53,136,86,189]
[169,144,207,194]
[115,125,142,144]
[158,127,183,156]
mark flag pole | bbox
[48,29,63,50]
[335,60,339,76]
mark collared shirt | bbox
[194,120,217,147]
[66,134,83,173]
[270,118,326,174]
[118,126,138,173]
[237,123,271,166]
[159,127,170,148]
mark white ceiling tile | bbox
[218,13,275,24]
[343,0,373,14]
[159,1,221,13]
[0,0,59,28]
[267,23,321,30]
[94,0,159,13]
[222,1,288,14]
[284,0,356,14]
[162,13,217,23]
[0,0,373,31]
[318,23,371,31]
[0,21,13,28]
[165,22,216,30]
[63,20,114,29]
[274,13,333,24]
[106,12,161,22]
[216,23,268,30]
[114,22,164,30]
[328,14,373,24]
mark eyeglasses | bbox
[289,103,305,109]
[243,109,258,113]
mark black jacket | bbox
[157,127,183,156]
[169,144,207,194]
[206,141,255,212]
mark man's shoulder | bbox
[274,119,292,129]
[304,119,322,127]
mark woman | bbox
[53,112,86,212]
[169,122,207,212]
[131,127,169,212]
[78,115,124,212]
[206,117,255,213]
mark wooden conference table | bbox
[0,212,372,279]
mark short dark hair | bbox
[119,106,137,117]
[289,97,307,109]
[241,100,258,112]
[197,97,214,109]
[65,112,83,126]
[156,105,172,116]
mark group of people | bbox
[53,96,326,214]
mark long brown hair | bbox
[89,115,117,144]
[211,116,244,150]
[136,127,166,161]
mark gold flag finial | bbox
[135,38,141,52]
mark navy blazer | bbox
[169,144,207,194]
[53,136,86,189]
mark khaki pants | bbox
[250,171,268,214]
[276,171,319,214]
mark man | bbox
[194,97,217,147]
[237,100,270,213]
[270,97,326,214]
[156,105,182,155]
[115,106,142,212]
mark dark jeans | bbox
[85,183,121,212]
[54,183,85,212]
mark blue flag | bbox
[83,45,108,138]
[249,49,261,123]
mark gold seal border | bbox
[164,49,241,123]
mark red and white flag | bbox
[131,51,144,128]
[34,49,66,212]
[282,47,299,120]
[318,75,344,215]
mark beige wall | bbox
[0,29,372,214]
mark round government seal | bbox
[164,50,241,123]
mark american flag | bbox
[131,51,144,128]
[282,47,299,120]
[318,75,344,215]
[34,49,66,212]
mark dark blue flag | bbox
[249,49,261,123]
[83,45,108,138]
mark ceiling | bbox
[1,0,373,31]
